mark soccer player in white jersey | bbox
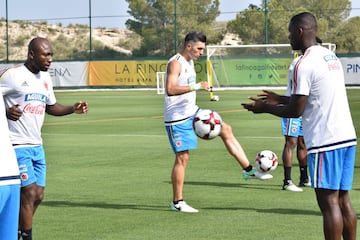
[0,37,89,240]
[0,90,21,240]
[280,55,309,192]
[242,12,357,240]
[264,55,309,192]
[164,31,272,213]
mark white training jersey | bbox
[294,45,357,153]
[0,91,20,186]
[286,56,302,97]
[0,64,57,145]
[164,53,198,125]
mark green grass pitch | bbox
[35,88,360,240]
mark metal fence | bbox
[1,0,360,62]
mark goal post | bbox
[206,43,336,94]
[206,58,216,100]
[156,71,166,94]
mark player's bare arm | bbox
[46,101,88,116]
[166,60,182,96]
[242,94,307,118]
[257,90,290,105]
[165,61,183,96]
[166,60,207,95]
[6,104,22,121]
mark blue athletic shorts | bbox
[281,117,303,137]
[165,116,198,153]
[15,146,46,187]
[308,145,356,190]
[0,184,20,240]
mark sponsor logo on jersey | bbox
[21,81,29,87]
[24,93,47,103]
[323,54,338,62]
[23,103,46,115]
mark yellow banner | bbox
[88,60,207,86]
[89,60,168,86]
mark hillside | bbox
[0,21,240,61]
[0,21,141,61]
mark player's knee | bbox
[284,140,297,149]
[36,190,45,203]
[175,152,189,165]
[315,189,339,212]
[21,185,44,204]
[21,186,37,203]
[220,123,232,136]
[34,197,43,207]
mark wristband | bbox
[190,83,202,91]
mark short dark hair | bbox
[184,31,207,46]
[290,12,317,31]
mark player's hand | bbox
[241,97,266,114]
[6,104,22,121]
[74,101,88,114]
[257,90,280,105]
[200,81,209,91]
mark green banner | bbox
[210,58,293,86]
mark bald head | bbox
[25,37,53,73]
[290,12,318,32]
[27,37,51,55]
[288,12,318,52]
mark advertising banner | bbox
[210,57,293,86]
[339,57,360,85]
[3,56,358,88]
[50,62,88,87]
[88,60,207,86]
[88,60,167,86]
[0,63,15,75]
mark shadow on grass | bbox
[42,200,168,211]
[42,200,360,219]
[178,181,283,191]
[42,200,325,218]
[202,206,322,216]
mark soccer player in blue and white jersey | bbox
[280,55,308,192]
[0,37,89,240]
[164,31,272,213]
[242,12,357,240]
[0,88,21,240]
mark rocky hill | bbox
[0,21,240,61]
[0,21,141,61]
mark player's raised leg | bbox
[219,123,273,180]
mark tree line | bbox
[126,0,360,56]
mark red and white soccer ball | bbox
[192,109,223,140]
[255,150,279,172]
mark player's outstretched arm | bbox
[46,101,88,116]
[241,94,306,118]
[257,90,289,105]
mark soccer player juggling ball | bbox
[164,31,272,213]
